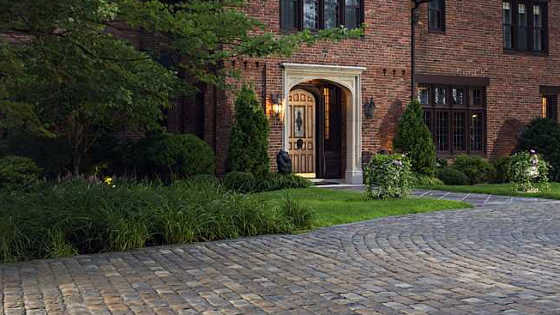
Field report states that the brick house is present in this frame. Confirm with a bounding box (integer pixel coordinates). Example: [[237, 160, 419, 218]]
[[167, 0, 559, 183]]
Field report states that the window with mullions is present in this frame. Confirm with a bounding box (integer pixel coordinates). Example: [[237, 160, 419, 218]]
[[280, 0, 362, 31], [502, 0, 548, 53], [428, 0, 445, 32], [418, 85, 487, 154]]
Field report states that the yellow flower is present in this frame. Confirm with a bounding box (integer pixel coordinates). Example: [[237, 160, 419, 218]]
[[104, 177, 113, 185]]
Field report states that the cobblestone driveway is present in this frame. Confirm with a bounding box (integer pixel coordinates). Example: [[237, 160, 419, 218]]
[[3, 203, 560, 314]]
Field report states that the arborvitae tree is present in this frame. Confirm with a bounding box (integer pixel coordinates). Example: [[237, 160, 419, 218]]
[[393, 100, 436, 176], [227, 86, 269, 176]]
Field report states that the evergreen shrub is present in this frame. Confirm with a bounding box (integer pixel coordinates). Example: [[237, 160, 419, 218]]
[[0, 155, 42, 190], [227, 86, 269, 176], [452, 155, 495, 185], [518, 118, 560, 181], [134, 133, 215, 181], [393, 100, 436, 176], [437, 167, 469, 186]]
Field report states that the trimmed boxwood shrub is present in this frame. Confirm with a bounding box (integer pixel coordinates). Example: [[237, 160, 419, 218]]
[[412, 173, 444, 186], [437, 167, 469, 186], [223, 171, 256, 193], [0, 155, 42, 190], [364, 154, 413, 199], [134, 133, 215, 181], [224, 172, 312, 193], [452, 155, 495, 185], [393, 100, 436, 176], [256, 173, 312, 192], [518, 118, 560, 181], [227, 86, 269, 176]]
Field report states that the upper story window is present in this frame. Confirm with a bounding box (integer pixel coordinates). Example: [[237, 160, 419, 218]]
[[428, 0, 445, 32], [502, 1, 548, 53], [280, 0, 362, 31]]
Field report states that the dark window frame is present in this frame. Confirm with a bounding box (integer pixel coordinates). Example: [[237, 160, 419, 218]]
[[420, 84, 487, 155], [428, 0, 446, 33], [502, 0, 548, 54], [280, 0, 363, 31], [544, 94, 559, 122]]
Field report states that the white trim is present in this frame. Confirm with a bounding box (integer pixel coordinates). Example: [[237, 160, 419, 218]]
[[282, 63, 365, 184], [282, 63, 367, 74]]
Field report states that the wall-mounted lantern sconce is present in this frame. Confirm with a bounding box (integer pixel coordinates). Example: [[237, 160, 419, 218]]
[[267, 94, 284, 121], [364, 97, 376, 119]]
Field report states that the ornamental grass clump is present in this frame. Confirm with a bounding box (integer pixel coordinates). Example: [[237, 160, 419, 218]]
[[364, 154, 413, 199], [0, 178, 300, 263], [508, 150, 550, 193]]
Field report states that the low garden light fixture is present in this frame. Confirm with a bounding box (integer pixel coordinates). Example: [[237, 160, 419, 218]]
[[364, 97, 376, 119]]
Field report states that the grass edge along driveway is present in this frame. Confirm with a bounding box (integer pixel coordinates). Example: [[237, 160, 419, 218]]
[[417, 182, 560, 200], [258, 188, 472, 229]]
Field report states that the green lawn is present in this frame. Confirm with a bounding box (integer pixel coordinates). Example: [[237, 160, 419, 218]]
[[257, 188, 471, 228], [417, 182, 560, 200]]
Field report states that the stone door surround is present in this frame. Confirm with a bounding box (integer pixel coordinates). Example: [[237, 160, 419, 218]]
[[282, 63, 366, 184]]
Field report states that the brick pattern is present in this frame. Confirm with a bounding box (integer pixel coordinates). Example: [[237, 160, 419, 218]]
[[4, 202, 560, 314], [414, 0, 560, 158]]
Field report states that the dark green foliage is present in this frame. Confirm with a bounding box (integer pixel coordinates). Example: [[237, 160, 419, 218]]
[[436, 158, 448, 169], [256, 173, 312, 192], [452, 155, 495, 185], [518, 118, 560, 181], [223, 171, 256, 193], [134, 133, 215, 181], [0, 155, 42, 190], [189, 174, 220, 185], [0, 179, 303, 263], [224, 172, 312, 193], [437, 168, 469, 186], [1, 132, 72, 178], [492, 156, 512, 184], [412, 173, 444, 186], [281, 195, 314, 229], [393, 100, 436, 176], [227, 86, 270, 176]]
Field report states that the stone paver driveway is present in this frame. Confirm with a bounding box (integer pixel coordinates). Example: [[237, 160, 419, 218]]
[[3, 203, 560, 314]]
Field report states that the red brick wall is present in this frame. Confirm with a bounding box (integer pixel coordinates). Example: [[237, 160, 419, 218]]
[[414, 0, 560, 158], [212, 0, 413, 173]]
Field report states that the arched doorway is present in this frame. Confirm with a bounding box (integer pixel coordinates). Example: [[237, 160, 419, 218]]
[[282, 63, 366, 184], [288, 82, 346, 179]]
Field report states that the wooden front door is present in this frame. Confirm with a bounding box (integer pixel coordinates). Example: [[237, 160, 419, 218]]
[[289, 89, 315, 174]]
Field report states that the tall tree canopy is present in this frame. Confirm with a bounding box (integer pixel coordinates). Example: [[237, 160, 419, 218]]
[[0, 0, 362, 174]]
